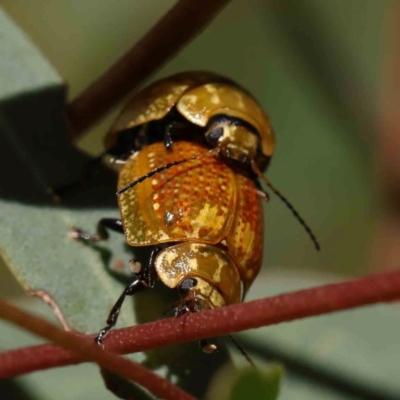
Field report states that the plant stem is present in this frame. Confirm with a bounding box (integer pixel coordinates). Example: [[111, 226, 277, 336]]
[[68, 0, 230, 136], [1, 269, 400, 379], [0, 301, 195, 400]]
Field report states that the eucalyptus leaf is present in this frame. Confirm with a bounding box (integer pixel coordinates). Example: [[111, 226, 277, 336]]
[[229, 365, 283, 400], [0, 7, 136, 336], [205, 363, 284, 400], [0, 10, 231, 399]]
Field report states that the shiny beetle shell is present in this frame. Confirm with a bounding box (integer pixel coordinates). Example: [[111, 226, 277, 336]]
[[154, 242, 241, 306], [105, 71, 275, 164], [118, 141, 263, 298]]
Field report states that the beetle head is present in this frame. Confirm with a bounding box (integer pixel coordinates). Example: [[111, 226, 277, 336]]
[[178, 277, 226, 312], [205, 115, 269, 170]]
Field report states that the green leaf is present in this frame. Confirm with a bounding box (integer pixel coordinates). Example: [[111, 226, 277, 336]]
[[0, 10, 232, 399], [230, 365, 283, 400], [0, 7, 136, 335], [206, 364, 284, 400]]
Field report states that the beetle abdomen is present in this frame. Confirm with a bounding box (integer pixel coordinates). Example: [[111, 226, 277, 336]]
[[154, 242, 241, 306]]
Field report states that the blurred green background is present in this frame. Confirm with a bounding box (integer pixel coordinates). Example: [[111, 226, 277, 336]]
[[1, 0, 386, 276], [1, 1, 398, 399]]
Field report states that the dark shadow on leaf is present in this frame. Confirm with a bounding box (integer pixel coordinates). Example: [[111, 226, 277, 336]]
[[0, 380, 36, 400], [100, 368, 155, 400], [0, 88, 116, 208], [76, 240, 131, 285]]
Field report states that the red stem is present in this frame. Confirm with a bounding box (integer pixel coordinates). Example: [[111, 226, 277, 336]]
[[0, 301, 195, 400], [67, 0, 230, 136], [1, 269, 400, 379]]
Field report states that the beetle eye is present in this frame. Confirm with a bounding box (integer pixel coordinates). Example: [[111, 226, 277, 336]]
[[207, 127, 223, 144], [179, 278, 197, 292]]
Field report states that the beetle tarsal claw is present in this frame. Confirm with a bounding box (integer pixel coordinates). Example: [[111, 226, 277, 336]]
[[255, 189, 270, 201], [69, 227, 84, 240], [69, 226, 100, 242], [199, 339, 218, 354], [129, 259, 142, 274]]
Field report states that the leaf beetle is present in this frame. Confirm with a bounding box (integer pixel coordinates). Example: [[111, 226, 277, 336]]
[[72, 71, 319, 352], [104, 71, 274, 171]]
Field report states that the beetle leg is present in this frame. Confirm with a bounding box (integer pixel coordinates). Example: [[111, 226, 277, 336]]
[[199, 339, 218, 354], [255, 188, 270, 201], [141, 246, 160, 286], [173, 294, 219, 353], [95, 247, 160, 344], [173, 305, 219, 353], [148, 118, 174, 150], [254, 179, 270, 202], [174, 304, 191, 317], [71, 218, 124, 242], [95, 278, 145, 344], [163, 122, 174, 149]]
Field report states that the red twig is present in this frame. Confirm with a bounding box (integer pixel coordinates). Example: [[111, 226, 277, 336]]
[[67, 0, 230, 136], [0, 301, 195, 400], [1, 269, 400, 379]]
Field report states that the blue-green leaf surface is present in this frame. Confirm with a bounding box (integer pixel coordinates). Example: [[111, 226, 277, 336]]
[[0, 8, 231, 399], [206, 364, 283, 400], [0, 7, 136, 335]]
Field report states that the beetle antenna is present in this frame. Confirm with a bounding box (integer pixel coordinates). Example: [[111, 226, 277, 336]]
[[117, 148, 219, 195], [251, 161, 320, 251], [228, 334, 256, 368]]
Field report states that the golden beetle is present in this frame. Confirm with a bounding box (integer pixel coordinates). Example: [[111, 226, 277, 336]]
[[104, 71, 274, 170], [73, 71, 318, 350]]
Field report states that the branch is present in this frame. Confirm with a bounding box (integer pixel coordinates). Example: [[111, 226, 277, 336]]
[[1, 269, 400, 379], [67, 0, 230, 136], [0, 301, 195, 400]]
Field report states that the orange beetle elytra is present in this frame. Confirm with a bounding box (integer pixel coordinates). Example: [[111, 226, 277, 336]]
[[118, 141, 263, 296], [72, 71, 318, 351]]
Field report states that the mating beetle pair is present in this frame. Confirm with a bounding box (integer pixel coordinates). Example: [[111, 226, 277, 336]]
[[73, 71, 318, 351]]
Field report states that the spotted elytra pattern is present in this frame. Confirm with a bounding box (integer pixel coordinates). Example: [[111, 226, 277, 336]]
[[105, 71, 274, 159], [117, 140, 264, 296], [118, 141, 236, 245], [154, 242, 241, 305], [105, 71, 227, 150], [177, 82, 274, 157], [227, 174, 263, 295]]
